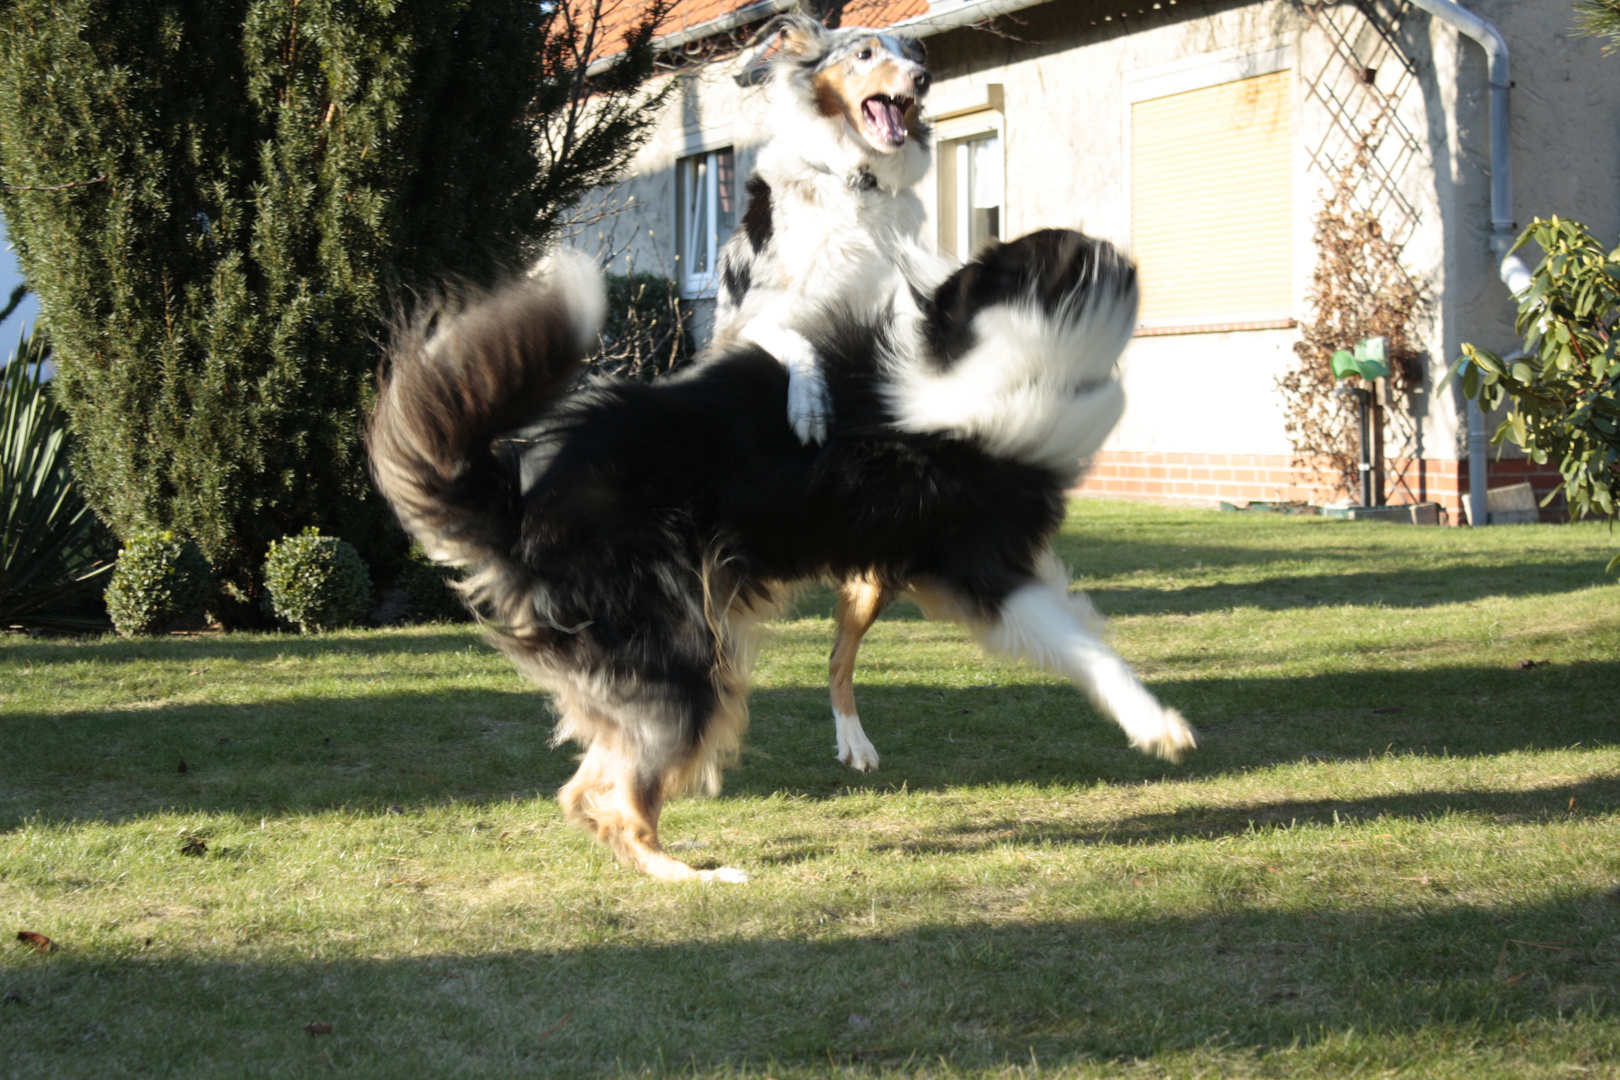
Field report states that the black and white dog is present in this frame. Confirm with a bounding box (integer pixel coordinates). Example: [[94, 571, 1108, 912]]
[[713, 14, 956, 773], [368, 229, 1196, 883]]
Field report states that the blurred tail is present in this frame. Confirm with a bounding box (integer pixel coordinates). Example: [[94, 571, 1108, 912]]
[[367, 255, 606, 622], [887, 230, 1137, 481]]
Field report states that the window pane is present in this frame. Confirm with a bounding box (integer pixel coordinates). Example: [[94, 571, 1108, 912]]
[[715, 149, 737, 240], [690, 156, 710, 273], [968, 135, 1002, 254], [969, 135, 1002, 211]]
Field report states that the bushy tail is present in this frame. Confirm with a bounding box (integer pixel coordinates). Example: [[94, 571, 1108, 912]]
[[888, 230, 1138, 480], [368, 255, 606, 617]]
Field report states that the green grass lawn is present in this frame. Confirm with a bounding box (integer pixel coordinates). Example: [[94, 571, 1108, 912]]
[[1, 500, 1617, 1078]]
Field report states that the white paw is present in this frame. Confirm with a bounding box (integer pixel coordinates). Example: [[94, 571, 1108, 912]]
[[787, 362, 831, 445], [836, 735, 881, 773], [1130, 708, 1199, 763], [835, 712, 881, 772], [700, 866, 750, 884]]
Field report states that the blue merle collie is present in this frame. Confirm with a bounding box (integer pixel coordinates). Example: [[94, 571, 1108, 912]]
[[368, 230, 1196, 883], [713, 14, 959, 773]]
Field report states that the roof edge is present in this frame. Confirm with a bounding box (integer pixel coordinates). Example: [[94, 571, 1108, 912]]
[[586, 0, 1046, 76]]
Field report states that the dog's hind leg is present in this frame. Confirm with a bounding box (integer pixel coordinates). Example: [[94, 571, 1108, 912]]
[[557, 739, 749, 883], [554, 685, 750, 884], [830, 575, 892, 772], [930, 553, 1197, 762]]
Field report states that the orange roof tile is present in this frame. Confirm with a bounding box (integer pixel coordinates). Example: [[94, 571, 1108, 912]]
[[585, 0, 930, 65]]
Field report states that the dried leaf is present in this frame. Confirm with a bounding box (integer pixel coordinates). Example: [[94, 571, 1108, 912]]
[[15, 931, 54, 953], [179, 837, 208, 857], [304, 1022, 333, 1037], [177, 758, 188, 774]]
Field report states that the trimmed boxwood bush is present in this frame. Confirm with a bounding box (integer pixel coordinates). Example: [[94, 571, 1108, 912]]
[[104, 530, 214, 636], [262, 528, 373, 633]]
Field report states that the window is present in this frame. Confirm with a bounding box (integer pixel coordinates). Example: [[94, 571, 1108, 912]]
[[935, 105, 1004, 261], [675, 147, 736, 298], [1129, 54, 1294, 328], [938, 131, 1004, 261]]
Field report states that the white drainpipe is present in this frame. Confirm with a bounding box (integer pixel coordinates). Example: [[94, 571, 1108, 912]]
[[1405, 0, 1532, 524]]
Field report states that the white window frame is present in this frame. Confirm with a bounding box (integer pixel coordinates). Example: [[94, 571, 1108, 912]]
[[674, 137, 737, 300], [930, 86, 1005, 262], [1123, 42, 1303, 330]]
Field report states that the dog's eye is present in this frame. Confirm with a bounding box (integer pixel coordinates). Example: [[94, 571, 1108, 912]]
[[857, 48, 872, 60]]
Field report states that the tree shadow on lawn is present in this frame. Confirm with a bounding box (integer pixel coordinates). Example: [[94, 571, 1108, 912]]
[[4, 893, 1616, 1077], [786, 551, 1615, 622], [2, 661, 1614, 831], [748, 772, 1620, 865], [0, 627, 483, 667]]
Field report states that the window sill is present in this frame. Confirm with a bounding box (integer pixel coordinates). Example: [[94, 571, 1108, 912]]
[[1133, 318, 1297, 338]]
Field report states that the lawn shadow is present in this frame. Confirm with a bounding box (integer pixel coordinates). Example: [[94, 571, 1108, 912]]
[[3, 658, 1614, 830], [777, 536, 1615, 623], [0, 626, 483, 667], [5, 893, 1615, 1076], [748, 773, 1620, 865], [730, 658, 1620, 797]]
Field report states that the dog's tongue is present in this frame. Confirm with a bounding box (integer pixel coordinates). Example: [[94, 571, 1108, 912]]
[[862, 97, 908, 147]]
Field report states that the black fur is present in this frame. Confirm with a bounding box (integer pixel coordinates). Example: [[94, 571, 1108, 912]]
[[921, 229, 1137, 369], [742, 176, 773, 253], [722, 258, 751, 306], [372, 230, 1113, 783]]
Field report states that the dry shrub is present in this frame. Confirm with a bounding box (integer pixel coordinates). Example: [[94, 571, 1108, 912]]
[[1281, 133, 1424, 498]]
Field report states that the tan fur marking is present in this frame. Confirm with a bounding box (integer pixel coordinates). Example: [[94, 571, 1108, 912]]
[[830, 575, 891, 719], [812, 68, 850, 121]]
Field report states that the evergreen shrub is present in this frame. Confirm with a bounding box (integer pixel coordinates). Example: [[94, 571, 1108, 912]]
[[262, 528, 373, 633], [104, 531, 214, 636], [396, 547, 469, 624], [0, 0, 669, 598]]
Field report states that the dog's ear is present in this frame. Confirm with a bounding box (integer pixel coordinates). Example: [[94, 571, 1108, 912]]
[[750, 13, 830, 61], [895, 34, 926, 64]]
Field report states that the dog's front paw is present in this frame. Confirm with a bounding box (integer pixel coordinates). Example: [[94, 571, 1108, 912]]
[[836, 736, 881, 773], [786, 362, 832, 445], [1130, 708, 1198, 763], [835, 711, 880, 772]]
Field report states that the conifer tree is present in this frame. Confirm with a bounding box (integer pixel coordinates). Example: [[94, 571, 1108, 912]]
[[0, 0, 667, 601]]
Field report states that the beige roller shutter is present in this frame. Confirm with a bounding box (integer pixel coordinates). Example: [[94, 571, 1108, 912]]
[[1132, 69, 1293, 325]]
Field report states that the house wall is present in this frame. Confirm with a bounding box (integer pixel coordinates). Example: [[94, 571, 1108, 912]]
[[570, 0, 1620, 517]]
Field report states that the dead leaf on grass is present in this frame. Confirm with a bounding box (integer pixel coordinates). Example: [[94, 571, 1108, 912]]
[[304, 1022, 333, 1037], [15, 931, 54, 953], [180, 837, 208, 857], [177, 758, 189, 774]]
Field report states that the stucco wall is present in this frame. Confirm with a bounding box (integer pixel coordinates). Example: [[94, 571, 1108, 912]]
[[571, 0, 1620, 476]]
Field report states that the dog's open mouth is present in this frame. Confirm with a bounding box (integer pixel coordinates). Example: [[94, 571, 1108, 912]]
[[860, 94, 913, 148]]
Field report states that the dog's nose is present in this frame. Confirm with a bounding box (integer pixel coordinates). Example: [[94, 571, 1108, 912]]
[[913, 68, 932, 96]]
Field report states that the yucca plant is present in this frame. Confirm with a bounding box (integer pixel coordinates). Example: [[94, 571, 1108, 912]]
[[0, 330, 111, 628]]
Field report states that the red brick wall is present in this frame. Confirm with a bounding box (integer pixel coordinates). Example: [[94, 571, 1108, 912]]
[[1074, 451, 1568, 523]]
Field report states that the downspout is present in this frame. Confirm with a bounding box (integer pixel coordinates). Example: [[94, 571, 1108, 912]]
[[1405, 0, 1531, 524]]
